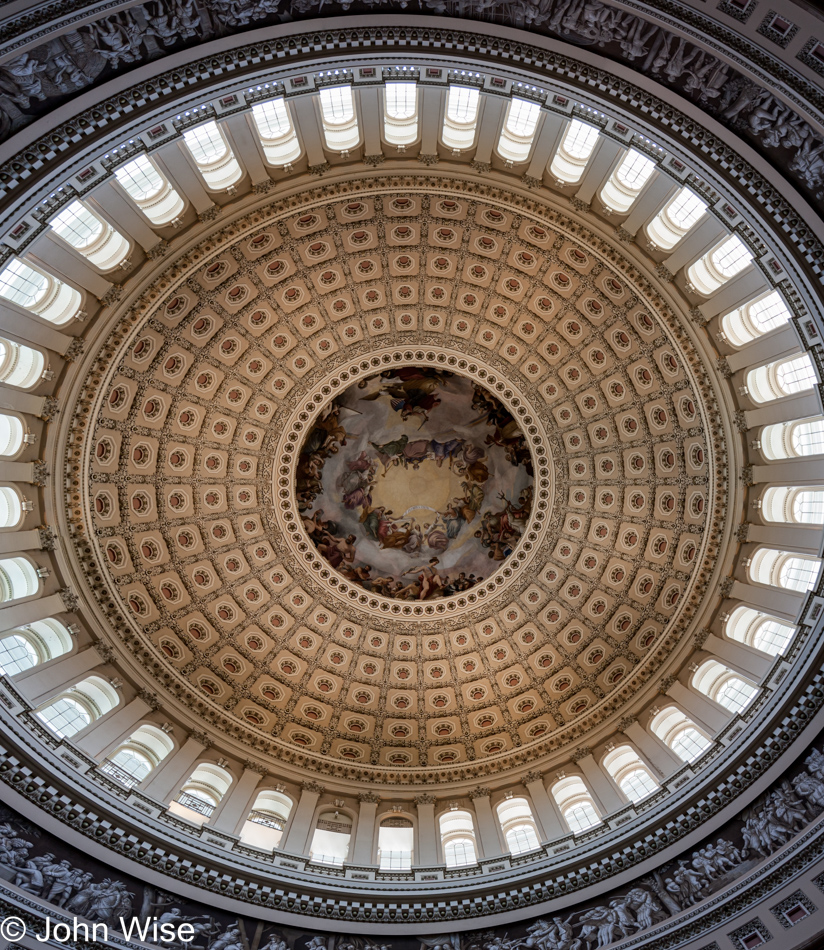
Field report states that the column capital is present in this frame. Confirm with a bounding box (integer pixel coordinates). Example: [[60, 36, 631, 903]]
[[138, 688, 160, 711], [570, 746, 592, 763], [617, 715, 637, 731], [301, 780, 324, 795], [469, 785, 491, 800], [414, 793, 436, 806], [523, 770, 544, 786], [243, 759, 268, 776], [358, 792, 381, 804], [190, 729, 212, 748]]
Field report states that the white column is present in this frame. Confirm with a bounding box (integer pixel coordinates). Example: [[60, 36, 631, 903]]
[[575, 751, 626, 813], [748, 523, 821, 555], [357, 86, 382, 159], [290, 95, 327, 166], [0, 301, 75, 354], [620, 718, 682, 777], [351, 793, 379, 865], [280, 781, 323, 855], [75, 694, 151, 757], [223, 114, 269, 187], [0, 529, 42, 555], [155, 143, 214, 216], [523, 772, 566, 840], [705, 634, 772, 681], [469, 787, 504, 858], [414, 794, 438, 865], [663, 215, 726, 275], [92, 184, 160, 252], [209, 765, 264, 834], [419, 86, 443, 156], [726, 323, 797, 373], [30, 234, 112, 298], [728, 579, 802, 621], [575, 137, 621, 205], [0, 389, 46, 417], [0, 593, 67, 632], [472, 95, 505, 166], [622, 174, 678, 237], [140, 733, 208, 802], [525, 111, 564, 182], [14, 645, 104, 705], [668, 681, 731, 735]]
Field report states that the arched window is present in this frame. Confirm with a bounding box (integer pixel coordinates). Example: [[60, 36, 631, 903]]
[[439, 808, 477, 867], [171, 762, 232, 824], [0, 618, 73, 676], [442, 85, 480, 151], [646, 187, 708, 250], [251, 98, 301, 166], [0, 556, 39, 603], [496, 797, 541, 855], [692, 659, 758, 714], [101, 723, 174, 788], [240, 789, 293, 849], [114, 155, 184, 226], [549, 118, 599, 184], [0, 258, 82, 326], [748, 547, 822, 593], [760, 487, 824, 525], [687, 234, 753, 295], [318, 86, 359, 151], [49, 200, 130, 270], [761, 417, 824, 460], [747, 353, 817, 403], [497, 97, 541, 163], [35, 675, 119, 739], [182, 121, 243, 190], [0, 485, 24, 529], [0, 337, 45, 389], [650, 707, 712, 763], [603, 745, 659, 803], [722, 291, 793, 347], [725, 605, 795, 656], [378, 815, 414, 869], [309, 809, 352, 865], [0, 413, 24, 458], [600, 148, 656, 214], [384, 82, 418, 146], [551, 776, 601, 833]]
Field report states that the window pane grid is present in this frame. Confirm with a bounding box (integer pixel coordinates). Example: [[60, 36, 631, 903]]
[[749, 292, 791, 333], [779, 556, 821, 592], [562, 119, 599, 159], [446, 86, 479, 123], [754, 619, 794, 655], [50, 201, 104, 249], [115, 156, 164, 201], [793, 421, 824, 456], [615, 149, 655, 189], [444, 839, 476, 867], [717, 677, 756, 713], [711, 235, 753, 277], [320, 86, 354, 123], [506, 825, 540, 854], [671, 727, 710, 762], [36, 696, 90, 738], [564, 802, 600, 833], [0, 634, 37, 676], [619, 768, 658, 802], [506, 98, 541, 137], [183, 122, 228, 165], [252, 99, 291, 138], [385, 82, 417, 119], [793, 491, 824, 524], [0, 259, 48, 308], [776, 354, 816, 395], [666, 188, 707, 229]]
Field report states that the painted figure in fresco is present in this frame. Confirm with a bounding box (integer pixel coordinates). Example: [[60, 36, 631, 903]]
[[359, 367, 450, 425], [89, 14, 145, 66], [0, 54, 48, 107]]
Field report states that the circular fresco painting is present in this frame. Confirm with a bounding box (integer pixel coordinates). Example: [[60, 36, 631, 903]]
[[296, 367, 534, 600]]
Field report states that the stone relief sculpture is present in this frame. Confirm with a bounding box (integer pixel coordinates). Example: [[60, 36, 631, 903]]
[[0, 0, 821, 204], [3, 738, 824, 949]]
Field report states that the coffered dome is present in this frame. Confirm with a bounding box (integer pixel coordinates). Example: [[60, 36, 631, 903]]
[[0, 3, 823, 949]]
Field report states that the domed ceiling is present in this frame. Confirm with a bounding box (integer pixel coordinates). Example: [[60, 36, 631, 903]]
[[70, 175, 725, 776]]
